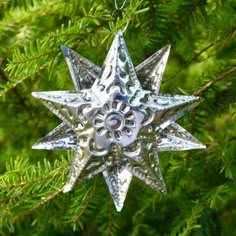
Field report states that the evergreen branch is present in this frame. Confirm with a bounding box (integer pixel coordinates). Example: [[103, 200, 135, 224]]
[[0, 193, 22, 204], [131, 194, 156, 235], [13, 187, 64, 221], [193, 67, 236, 96], [105, 199, 113, 236], [0, 0, 67, 39], [12, 50, 60, 65], [177, 0, 202, 30], [171, 201, 204, 235], [198, 26, 236, 63], [163, 43, 214, 83], [0, 69, 26, 108], [160, 0, 203, 45], [131, 223, 141, 236], [148, 0, 155, 30], [0, 62, 49, 97], [0, 157, 70, 223], [1, 173, 62, 189], [0, 197, 27, 219], [73, 21, 105, 46], [72, 182, 96, 224]]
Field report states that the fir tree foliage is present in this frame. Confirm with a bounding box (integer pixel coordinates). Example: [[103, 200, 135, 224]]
[[0, 0, 235, 235]]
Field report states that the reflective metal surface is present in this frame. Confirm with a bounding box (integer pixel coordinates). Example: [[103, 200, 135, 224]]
[[32, 31, 205, 211]]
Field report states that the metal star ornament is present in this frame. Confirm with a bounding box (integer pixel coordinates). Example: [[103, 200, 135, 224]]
[[32, 31, 205, 211]]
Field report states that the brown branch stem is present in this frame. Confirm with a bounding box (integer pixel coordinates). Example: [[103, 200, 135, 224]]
[[163, 43, 214, 83], [193, 67, 236, 96], [198, 26, 236, 63], [159, 0, 203, 46], [105, 199, 113, 236], [13, 187, 64, 221], [0, 62, 50, 97], [1, 173, 63, 189], [72, 182, 96, 223], [13, 51, 59, 65], [0, 69, 27, 108]]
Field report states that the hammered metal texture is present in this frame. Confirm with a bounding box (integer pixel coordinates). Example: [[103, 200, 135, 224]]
[[32, 31, 205, 211]]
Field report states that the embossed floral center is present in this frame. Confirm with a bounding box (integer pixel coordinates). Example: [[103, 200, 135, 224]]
[[93, 100, 143, 148], [105, 113, 124, 131]]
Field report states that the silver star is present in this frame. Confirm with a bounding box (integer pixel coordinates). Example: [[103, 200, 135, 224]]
[[32, 31, 205, 211]]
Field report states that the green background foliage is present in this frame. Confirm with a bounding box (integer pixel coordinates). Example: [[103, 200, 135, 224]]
[[0, 0, 235, 235]]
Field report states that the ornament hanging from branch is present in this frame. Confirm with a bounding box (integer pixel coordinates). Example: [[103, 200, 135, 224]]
[[32, 30, 205, 211]]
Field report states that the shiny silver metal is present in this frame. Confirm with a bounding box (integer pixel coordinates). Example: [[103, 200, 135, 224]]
[[32, 31, 205, 211]]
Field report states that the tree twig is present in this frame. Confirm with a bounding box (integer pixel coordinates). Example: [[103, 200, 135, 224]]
[[193, 67, 236, 96], [159, 0, 203, 46], [105, 199, 113, 236], [13, 187, 64, 221], [0, 62, 50, 97], [72, 182, 96, 223], [163, 42, 214, 83], [198, 26, 236, 63], [1, 173, 63, 189], [0, 69, 27, 108]]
